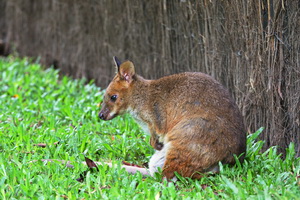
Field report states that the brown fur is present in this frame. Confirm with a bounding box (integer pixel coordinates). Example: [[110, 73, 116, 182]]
[[99, 57, 246, 179]]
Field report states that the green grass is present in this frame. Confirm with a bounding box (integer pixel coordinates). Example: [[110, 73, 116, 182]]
[[0, 57, 299, 199]]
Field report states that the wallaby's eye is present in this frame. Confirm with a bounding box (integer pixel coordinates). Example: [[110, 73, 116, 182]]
[[110, 95, 117, 102]]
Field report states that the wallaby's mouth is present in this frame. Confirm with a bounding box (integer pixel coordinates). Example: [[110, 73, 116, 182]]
[[107, 113, 117, 120]]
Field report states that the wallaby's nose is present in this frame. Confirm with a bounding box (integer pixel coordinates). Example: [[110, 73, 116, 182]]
[[98, 112, 105, 120]]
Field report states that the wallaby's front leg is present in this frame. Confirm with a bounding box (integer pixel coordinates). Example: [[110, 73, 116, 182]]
[[149, 127, 164, 150], [150, 135, 164, 150]]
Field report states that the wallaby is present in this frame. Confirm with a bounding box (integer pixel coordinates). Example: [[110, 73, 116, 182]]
[[99, 56, 246, 180]]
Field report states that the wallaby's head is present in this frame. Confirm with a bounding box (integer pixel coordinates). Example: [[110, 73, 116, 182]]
[[98, 56, 135, 120]]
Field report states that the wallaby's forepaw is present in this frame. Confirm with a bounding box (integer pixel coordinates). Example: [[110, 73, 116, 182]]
[[155, 142, 164, 150], [150, 136, 164, 150]]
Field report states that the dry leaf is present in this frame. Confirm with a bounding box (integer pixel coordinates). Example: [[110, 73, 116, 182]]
[[76, 157, 99, 182], [122, 161, 144, 168], [201, 184, 209, 189], [34, 143, 47, 148]]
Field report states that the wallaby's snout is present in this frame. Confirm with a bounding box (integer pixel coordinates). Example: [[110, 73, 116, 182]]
[[98, 105, 116, 121]]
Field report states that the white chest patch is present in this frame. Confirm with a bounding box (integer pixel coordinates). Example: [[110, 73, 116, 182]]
[[128, 109, 151, 135]]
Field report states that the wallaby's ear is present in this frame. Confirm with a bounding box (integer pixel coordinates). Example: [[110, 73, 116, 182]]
[[113, 56, 122, 70], [119, 61, 135, 83]]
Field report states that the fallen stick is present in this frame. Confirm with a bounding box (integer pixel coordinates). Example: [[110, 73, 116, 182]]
[[29, 159, 150, 176]]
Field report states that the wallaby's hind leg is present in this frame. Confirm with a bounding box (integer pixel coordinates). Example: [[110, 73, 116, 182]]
[[161, 118, 231, 180], [161, 144, 219, 180]]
